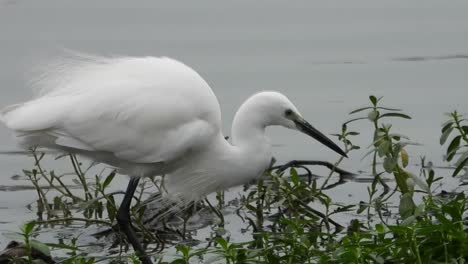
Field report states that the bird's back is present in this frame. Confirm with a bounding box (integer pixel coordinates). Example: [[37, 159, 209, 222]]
[[1, 53, 222, 175]]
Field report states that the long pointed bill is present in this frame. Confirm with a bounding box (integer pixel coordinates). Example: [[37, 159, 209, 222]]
[[294, 117, 348, 157]]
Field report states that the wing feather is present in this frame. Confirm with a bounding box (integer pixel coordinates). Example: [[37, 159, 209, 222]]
[[1, 53, 222, 164]]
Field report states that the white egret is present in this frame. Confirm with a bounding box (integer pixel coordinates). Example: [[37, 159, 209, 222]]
[[0, 54, 346, 264]]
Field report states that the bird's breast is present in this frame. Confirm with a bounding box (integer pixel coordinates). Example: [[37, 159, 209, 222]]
[[163, 140, 272, 201]]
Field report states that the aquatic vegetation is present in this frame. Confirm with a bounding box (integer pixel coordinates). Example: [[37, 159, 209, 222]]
[[1, 96, 467, 263], [441, 111, 468, 177]]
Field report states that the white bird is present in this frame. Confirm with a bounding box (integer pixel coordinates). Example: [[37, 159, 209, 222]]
[[0, 53, 346, 264]]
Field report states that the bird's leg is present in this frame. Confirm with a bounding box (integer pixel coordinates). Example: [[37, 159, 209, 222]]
[[117, 177, 153, 264]]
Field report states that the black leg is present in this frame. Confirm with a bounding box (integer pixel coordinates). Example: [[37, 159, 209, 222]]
[[117, 177, 153, 264]]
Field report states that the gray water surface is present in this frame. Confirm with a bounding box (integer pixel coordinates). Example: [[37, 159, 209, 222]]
[[1, 0, 468, 251]]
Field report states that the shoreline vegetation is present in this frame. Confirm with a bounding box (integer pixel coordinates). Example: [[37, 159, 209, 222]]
[[1, 96, 467, 263]]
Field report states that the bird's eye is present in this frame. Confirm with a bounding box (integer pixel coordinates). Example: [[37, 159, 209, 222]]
[[284, 109, 293, 117]]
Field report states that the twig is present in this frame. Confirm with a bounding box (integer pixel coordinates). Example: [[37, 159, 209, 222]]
[[271, 160, 354, 177], [69, 154, 93, 201], [297, 200, 344, 231], [32, 150, 77, 201], [34, 217, 112, 226]]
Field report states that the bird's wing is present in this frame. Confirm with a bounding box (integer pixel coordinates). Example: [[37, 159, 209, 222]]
[[1, 54, 222, 164]]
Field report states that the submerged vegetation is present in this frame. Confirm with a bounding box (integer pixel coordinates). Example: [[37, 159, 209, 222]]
[[1, 96, 467, 263]]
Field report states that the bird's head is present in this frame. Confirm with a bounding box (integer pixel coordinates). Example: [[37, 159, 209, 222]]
[[239, 91, 347, 157]]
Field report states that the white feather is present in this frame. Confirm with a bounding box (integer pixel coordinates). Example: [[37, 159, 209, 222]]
[[1, 53, 222, 174], [1, 52, 343, 199]]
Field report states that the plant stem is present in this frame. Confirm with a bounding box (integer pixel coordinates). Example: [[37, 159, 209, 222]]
[[35, 217, 112, 226], [69, 154, 93, 200], [452, 112, 468, 143], [32, 151, 72, 198], [411, 228, 422, 264]]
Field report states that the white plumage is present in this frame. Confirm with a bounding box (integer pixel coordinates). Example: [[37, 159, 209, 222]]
[[1, 53, 346, 200]]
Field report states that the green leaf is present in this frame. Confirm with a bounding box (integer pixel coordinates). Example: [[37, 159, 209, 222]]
[[394, 170, 410, 193], [414, 203, 425, 216], [377, 140, 391, 158], [367, 110, 380, 121], [290, 168, 299, 186], [175, 245, 191, 258], [106, 195, 116, 222], [375, 223, 385, 234], [406, 178, 415, 193], [462, 125, 468, 135], [399, 193, 415, 220], [245, 203, 257, 211], [446, 135, 461, 161], [379, 113, 411, 119], [369, 95, 378, 106], [400, 215, 416, 226], [427, 169, 434, 186], [400, 148, 409, 168], [343, 117, 368, 126], [216, 237, 229, 250], [455, 151, 468, 166], [103, 171, 116, 189], [440, 127, 454, 145], [30, 239, 51, 256], [441, 122, 453, 133], [22, 221, 36, 236], [341, 123, 347, 132], [383, 157, 396, 173], [349, 106, 373, 114], [452, 156, 468, 177]]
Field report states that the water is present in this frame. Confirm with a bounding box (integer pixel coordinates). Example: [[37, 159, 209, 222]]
[[0, 0, 468, 254]]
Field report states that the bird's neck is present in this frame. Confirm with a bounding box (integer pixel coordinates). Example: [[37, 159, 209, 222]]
[[231, 101, 268, 148]]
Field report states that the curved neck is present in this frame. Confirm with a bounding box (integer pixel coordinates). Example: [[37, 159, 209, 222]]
[[231, 100, 267, 147]]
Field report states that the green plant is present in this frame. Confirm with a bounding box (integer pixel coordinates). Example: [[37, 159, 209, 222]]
[[5, 95, 467, 264], [441, 111, 468, 177]]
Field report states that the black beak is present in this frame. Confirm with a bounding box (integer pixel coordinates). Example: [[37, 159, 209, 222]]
[[294, 117, 347, 157]]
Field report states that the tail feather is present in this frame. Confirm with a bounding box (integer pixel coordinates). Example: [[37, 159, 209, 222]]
[[1, 96, 72, 132], [0, 97, 89, 151], [0, 103, 23, 124]]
